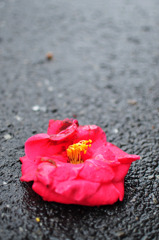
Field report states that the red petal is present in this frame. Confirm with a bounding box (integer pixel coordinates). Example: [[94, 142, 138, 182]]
[[105, 143, 140, 181], [106, 143, 140, 163], [118, 155, 140, 163], [113, 181, 124, 201], [87, 182, 124, 206], [79, 159, 114, 183], [25, 133, 68, 161], [36, 160, 83, 182], [35, 162, 56, 186], [33, 178, 100, 204], [112, 163, 132, 182], [55, 180, 100, 203], [75, 124, 106, 143], [20, 156, 39, 182], [47, 119, 78, 141]]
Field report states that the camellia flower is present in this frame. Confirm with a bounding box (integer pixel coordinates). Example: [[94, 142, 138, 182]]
[[20, 119, 140, 206]]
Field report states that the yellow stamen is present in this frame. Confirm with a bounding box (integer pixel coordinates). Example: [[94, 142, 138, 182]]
[[67, 139, 92, 164]]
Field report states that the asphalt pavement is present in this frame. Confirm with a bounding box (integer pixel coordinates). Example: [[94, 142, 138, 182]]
[[0, 0, 159, 239]]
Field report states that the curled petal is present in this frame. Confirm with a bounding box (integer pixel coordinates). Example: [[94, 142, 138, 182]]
[[47, 119, 78, 141], [75, 124, 106, 143], [105, 143, 140, 164], [103, 143, 140, 181]]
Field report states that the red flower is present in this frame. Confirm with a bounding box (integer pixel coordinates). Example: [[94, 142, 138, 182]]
[[20, 119, 140, 206]]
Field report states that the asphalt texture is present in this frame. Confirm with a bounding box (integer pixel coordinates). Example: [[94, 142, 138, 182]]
[[0, 0, 159, 239]]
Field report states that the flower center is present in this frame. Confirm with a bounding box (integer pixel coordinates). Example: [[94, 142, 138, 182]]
[[67, 139, 92, 164]]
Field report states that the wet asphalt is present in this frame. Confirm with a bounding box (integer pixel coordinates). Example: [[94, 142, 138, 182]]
[[0, 0, 159, 239]]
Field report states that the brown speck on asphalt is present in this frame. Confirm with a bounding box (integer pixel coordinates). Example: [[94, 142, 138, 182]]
[[46, 52, 53, 60]]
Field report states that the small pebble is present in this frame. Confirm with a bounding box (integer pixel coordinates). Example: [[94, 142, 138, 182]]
[[128, 99, 137, 105], [46, 52, 53, 60], [113, 128, 119, 134], [131, 196, 137, 202], [148, 175, 154, 180], [19, 227, 23, 232], [115, 231, 125, 237], [15, 115, 22, 121], [153, 197, 158, 204], [32, 105, 46, 112], [48, 86, 54, 92], [3, 181, 7, 185], [32, 105, 40, 111], [4, 134, 12, 140]]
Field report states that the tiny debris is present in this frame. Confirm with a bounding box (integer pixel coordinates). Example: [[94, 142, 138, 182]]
[[15, 115, 22, 121], [46, 52, 53, 60], [153, 197, 158, 205], [115, 231, 125, 237], [4, 134, 12, 140], [127, 99, 137, 105], [19, 227, 23, 232], [32, 105, 40, 111], [148, 175, 154, 180], [130, 196, 137, 202], [32, 105, 46, 112], [48, 86, 54, 92], [3, 181, 7, 185], [113, 128, 118, 134], [36, 217, 40, 222]]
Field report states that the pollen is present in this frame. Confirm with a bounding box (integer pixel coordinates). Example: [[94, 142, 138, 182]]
[[67, 139, 92, 164]]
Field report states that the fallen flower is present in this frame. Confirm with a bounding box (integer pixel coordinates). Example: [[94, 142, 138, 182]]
[[20, 118, 140, 206]]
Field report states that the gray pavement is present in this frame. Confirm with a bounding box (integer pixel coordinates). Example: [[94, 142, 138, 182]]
[[0, 0, 159, 239]]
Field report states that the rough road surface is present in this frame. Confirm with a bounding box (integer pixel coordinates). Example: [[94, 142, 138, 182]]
[[0, 0, 159, 239]]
